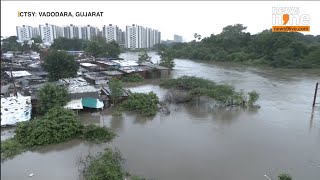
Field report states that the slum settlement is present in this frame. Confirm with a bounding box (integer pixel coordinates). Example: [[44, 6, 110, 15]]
[[1, 51, 169, 126]]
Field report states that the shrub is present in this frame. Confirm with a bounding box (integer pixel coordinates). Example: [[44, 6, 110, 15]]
[[1, 138, 27, 161], [278, 173, 292, 180], [122, 74, 144, 82], [15, 107, 84, 148], [160, 76, 259, 107], [248, 91, 259, 106], [121, 92, 159, 117], [80, 148, 125, 180], [81, 124, 116, 143]]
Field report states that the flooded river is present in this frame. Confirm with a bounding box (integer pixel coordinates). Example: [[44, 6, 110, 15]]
[[1, 52, 320, 180]]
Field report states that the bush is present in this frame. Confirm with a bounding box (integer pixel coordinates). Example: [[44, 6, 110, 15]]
[[248, 91, 259, 106], [278, 173, 292, 180], [160, 76, 259, 107], [121, 92, 159, 117], [80, 148, 125, 180], [15, 107, 84, 148], [81, 124, 116, 143], [122, 74, 144, 82], [37, 83, 69, 114], [1, 138, 27, 161]]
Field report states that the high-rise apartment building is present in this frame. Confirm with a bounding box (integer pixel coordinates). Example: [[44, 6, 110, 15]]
[[39, 23, 55, 43], [16, 25, 34, 42], [62, 24, 82, 39], [125, 24, 161, 49], [174, 34, 183, 43], [103, 24, 120, 42], [81, 25, 99, 40]]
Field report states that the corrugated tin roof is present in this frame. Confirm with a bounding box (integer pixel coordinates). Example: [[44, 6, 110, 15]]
[[112, 60, 138, 67], [1, 95, 32, 126], [5, 71, 32, 78]]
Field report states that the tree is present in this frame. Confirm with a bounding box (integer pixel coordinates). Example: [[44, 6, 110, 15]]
[[85, 37, 107, 58], [1, 36, 21, 52], [109, 78, 124, 105], [106, 40, 121, 58], [42, 50, 79, 81], [137, 49, 151, 64], [158, 49, 175, 70], [31, 37, 43, 43], [51, 37, 88, 51], [37, 83, 69, 114]]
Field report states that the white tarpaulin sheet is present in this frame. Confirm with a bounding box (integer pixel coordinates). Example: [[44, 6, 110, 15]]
[[64, 99, 83, 110], [1, 95, 32, 126]]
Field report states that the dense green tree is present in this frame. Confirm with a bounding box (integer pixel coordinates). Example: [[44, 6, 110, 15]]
[[137, 49, 151, 64], [51, 37, 88, 51], [31, 36, 43, 43], [37, 83, 69, 114], [106, 40, 121, 58], [42, 50, 79, 81], [161, 24, 320, 68], [1, 36, 21, 52], [85, 37, 120, 58], [85, 40, 104, 57]]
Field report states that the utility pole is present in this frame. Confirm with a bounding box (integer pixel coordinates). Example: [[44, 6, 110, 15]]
[[10, 57, 18, 97], [312, 82, 319, 107]]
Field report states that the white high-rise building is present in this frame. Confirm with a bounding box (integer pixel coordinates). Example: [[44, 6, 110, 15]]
[[52, 25, 63, 39], [39, 23, 55, 43], [80, 25, 98, 40], [103, 24, 119, 42], [32, 27, 40, 38], [62, 24, 82, 39], [125, 24, 161, 49], [16, 25, 33, 42], [174, 34, 183, 43]]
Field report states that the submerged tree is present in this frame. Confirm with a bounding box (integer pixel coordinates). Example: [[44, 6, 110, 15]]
[[42, 50, 79, 81], [137, 49, 151, 64], [158, 49, 175, 70]]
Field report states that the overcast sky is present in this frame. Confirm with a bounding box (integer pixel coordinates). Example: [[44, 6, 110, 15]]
[[1, 1, 319, 41]]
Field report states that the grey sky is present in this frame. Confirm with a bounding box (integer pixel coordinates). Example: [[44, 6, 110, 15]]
[[1, 1, 319, 41]]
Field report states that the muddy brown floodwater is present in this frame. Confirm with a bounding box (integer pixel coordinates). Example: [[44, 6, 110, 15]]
[[1, 52, 320, 180]]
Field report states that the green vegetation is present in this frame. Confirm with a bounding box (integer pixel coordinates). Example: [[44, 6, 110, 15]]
[[51, 37, 88, 51], [161, 24, 320, 68], [1, 138, 27, 161], [1, 36, 22, 52], [85, 37, 121, 58], [37, 83, 69, 114], [31, 36, 43, 43], [15, 107, 83, 148], [1, 107, 116, 160], [81, 124, 116, 143], [138, 49, 151, 64], [42, 50, 80, 81], [80, 148, 125, 180], [122, 74, 144, 82], [158, 48, 175, 70], [160, 76, 259, 107], [79, 148, 147, 180], [109, 78, 124, 105], [120, 92, 159, 117], [278, 173, 292, 180]]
